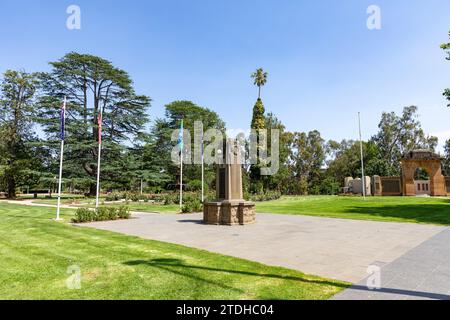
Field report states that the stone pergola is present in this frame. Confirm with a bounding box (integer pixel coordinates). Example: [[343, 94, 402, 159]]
[[400, 150, 447, 196]]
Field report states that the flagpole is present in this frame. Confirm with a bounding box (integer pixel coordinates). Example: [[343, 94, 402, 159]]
[[179, 119, 183, 211], [56, 97, 66, 221], [201, 131, 204, 203], [180, 149, 183, 210], [95, 109, 102, 208], [201, 149, 204, 203], [358, 112, 366, 200]]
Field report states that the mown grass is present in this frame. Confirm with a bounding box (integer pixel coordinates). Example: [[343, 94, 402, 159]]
[[0, 203, 347, 300], [257, 196, 450, 225], [22, 194, 181, 213]]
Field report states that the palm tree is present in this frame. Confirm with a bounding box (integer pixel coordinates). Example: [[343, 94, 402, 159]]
[[251, 68, 268, 99]]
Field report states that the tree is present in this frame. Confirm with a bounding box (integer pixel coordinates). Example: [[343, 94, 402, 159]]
[[251, 68, 268, 99], [262, 112, 290, 192], [249, 70, 267, 189], [443, 139, 450, 176], [288, 130, 326, 195], [371, 106, 438, 174], [146, 101, 226, 189], [441, 31, 450, 107], [37, 52, 151, 195], [0, 70, 40, 198], [250, 98, 266, 130], [325, 140, 393, 186]]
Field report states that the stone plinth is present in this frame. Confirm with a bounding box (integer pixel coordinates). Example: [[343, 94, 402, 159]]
[[203, 201, 256, 226]]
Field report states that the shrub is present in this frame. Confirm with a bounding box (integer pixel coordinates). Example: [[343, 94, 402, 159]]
[[191, 199, 203, 212], [96, 207, 108, 221], [247, 190, 281, 202], [128, 193, 140, 202], [72, 208, 95, 223], [72, 206, 131, 223], [117, 206, 131, 219], [181, 198, 203, 213], [105, 192, 121, 202], [181, 203, 192, 213], [163, 193, 178, 205], [186, 179, 202, 192]]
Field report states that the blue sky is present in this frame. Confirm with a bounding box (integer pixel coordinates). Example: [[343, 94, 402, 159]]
[[1, 0, 449, 150]]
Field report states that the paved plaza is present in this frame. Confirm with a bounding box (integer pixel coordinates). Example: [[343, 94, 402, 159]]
[[79, 212, 445, 284], [334, 227, 450, 300]]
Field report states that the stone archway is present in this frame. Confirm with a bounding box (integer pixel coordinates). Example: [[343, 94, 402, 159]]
[[401, 150, 446, 196]]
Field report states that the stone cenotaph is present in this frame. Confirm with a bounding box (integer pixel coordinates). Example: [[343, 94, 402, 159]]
[[203, 139, 256, 225]]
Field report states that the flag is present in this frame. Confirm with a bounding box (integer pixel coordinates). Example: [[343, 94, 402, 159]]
[[201, 129, 204, 157], [60, 99, 66, 140], [56, 96, 66, 221], [178, 119, 184, 152], [98, 110, 102, 144], [95, 110, 103, 208]]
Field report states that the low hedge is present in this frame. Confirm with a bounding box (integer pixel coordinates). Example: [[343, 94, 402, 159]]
[[245, 190, 282, 202], [181, 198, 203, 213], [72, 206, 131, 223]]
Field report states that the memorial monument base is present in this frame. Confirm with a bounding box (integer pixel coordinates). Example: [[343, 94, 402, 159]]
[[203, 201, 256, 225]]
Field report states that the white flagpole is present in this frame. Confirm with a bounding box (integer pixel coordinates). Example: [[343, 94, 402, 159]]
[[201, 152, 204, 203], [358, 112, 366, 200], [179, 119, 184, 210], [179, 144, 183, 211], [95, 109, 102, 208], [56, 97, 66, 220], [201, 133, 204, 203]]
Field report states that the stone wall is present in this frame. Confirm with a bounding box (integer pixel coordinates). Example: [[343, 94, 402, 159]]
[[380, 176, 402, 196], [203, 201, 256, 226], [446, 177, 450, 195]]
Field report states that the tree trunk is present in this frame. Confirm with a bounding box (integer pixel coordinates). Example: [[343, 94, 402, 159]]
[[89, 183, 97, 197], [6, 171, 16, 199]]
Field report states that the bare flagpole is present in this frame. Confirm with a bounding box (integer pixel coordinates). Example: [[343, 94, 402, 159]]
[[179, 119, 184, 211], [56, 96, 66, 220], [358, 112, 366, 199], [201, 130, 204, 203]]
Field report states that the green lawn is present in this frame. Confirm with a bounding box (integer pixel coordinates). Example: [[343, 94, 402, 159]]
[[25, 196, 181, 213], [0, 203, 347, 300], [257, 196, 450, 225], [82, 202, 181, 213]]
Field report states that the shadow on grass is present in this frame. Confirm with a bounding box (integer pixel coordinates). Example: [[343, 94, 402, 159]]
[[124, 258, 348, 289], [346, 204, 450, 225]]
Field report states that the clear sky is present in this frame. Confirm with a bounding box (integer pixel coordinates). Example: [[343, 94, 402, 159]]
[[1, 1, 449, 150]]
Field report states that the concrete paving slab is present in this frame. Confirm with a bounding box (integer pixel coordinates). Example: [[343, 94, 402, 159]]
[[78, 212, 444, 283], [333, 228, 450, 300]]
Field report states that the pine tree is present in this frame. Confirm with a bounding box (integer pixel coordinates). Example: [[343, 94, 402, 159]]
[[251, 98, 266, 130], [36, 52, 150, 195]]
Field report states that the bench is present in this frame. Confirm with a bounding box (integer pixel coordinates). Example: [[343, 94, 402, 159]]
[[28, 189, 51, 199]]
